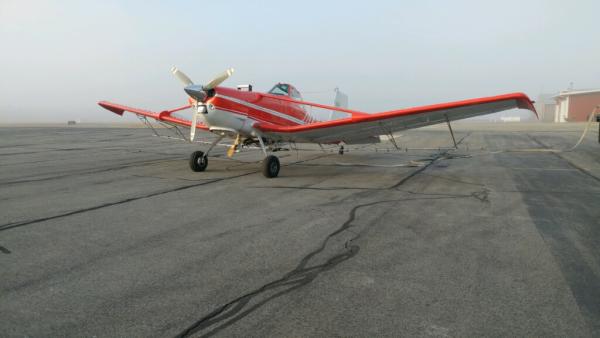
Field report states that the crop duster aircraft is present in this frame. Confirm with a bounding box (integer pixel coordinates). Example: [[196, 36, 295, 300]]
[[98, 68, 536, 178]]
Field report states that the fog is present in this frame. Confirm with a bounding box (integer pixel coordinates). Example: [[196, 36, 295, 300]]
[[1, 0, 599, 123]]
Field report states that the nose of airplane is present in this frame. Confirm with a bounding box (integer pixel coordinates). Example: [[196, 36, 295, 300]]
[[184, 85, 208, 102]]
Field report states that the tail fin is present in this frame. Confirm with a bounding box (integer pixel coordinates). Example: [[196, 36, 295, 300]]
[[329, 88, 349, 120], [334, 87, 348, 109]]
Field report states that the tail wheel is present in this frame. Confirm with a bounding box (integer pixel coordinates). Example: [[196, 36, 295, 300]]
[[189, 151, 208, 172], [262, 155, 280, 178]]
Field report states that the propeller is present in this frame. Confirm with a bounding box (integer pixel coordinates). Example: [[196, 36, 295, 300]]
[[204, 68, 235, 90], [171, 67, 193, 86], [170, 67, 235, 141]]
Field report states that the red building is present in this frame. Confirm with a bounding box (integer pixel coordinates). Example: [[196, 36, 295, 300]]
[[553, 89, 600, 122]]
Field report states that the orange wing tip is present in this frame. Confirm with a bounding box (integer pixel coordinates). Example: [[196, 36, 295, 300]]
[[98, 101, 125, 116], [514, 94, 538, 119]]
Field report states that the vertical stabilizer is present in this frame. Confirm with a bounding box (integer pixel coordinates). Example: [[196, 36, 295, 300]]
[[329, 88, 349, 120]]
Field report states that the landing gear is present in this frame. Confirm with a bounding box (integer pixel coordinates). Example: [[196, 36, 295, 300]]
[[189, 133, 282, 178], [256, 134, 280, 178], [188, 135, 224, 173], [189, 151, 208, 172], [338, 145, 345, 155], [262, 155, 280, 178]]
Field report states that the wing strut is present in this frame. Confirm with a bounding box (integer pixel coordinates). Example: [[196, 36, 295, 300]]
[[387, 132, 401, 150], [444, 114, 458, 149]]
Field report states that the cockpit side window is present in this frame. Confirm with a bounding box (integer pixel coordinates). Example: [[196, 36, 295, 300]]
[[290, 87, 302, 100], [268, 84, 289, 96]]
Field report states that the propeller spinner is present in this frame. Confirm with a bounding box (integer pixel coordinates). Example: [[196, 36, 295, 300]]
[[170, 67, 235, 141]]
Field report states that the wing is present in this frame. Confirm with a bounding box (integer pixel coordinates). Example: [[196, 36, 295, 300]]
[[97, 101, 208, 131], [254, 92, 536, 143]]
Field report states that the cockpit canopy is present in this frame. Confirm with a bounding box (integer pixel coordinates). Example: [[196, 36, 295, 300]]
[[268, 83, 302, 100]]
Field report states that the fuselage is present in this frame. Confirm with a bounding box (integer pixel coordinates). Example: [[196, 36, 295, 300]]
[[198, 85, 317, 137]]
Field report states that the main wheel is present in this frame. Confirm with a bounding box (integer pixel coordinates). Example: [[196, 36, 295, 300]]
[[338, 145, 345, 155], [262, 155, 280, 178], [189, 151, 208, 172]]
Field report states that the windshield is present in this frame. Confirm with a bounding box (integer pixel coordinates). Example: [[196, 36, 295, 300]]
[[268, 84, 289, 96]]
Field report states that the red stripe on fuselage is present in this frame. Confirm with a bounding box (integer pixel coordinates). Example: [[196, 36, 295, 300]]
[[215, 106, 276, 125], [209, 87, 313, 126]]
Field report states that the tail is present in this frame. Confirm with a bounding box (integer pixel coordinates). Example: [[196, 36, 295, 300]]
[[329, 88, 349, 120], [334, 87, 348, 109]]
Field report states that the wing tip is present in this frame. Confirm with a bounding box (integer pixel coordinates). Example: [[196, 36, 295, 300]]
[[512, 93, 538, 119], [98, 101, 125, 116]]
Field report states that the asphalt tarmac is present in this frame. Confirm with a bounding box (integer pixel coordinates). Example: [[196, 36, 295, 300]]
[[1, 123, 599, 337]]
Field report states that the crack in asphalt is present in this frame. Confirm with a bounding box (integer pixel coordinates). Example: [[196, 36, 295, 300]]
[[130, 174, 207, 182], [174, 191, 488, 337], [0, 158, 71, 167], [5, 131, 480, 336], [251, 185, 377, 191], [0, 151, 49, 157], [400, 188, 491, 203], [0, 174, 252, 233], [419, 173, 485, 187], [0, 155, 331, 233], [389, 133, 470, 190], [173, 133, 481, 337], [248, 135, 471, 193], [0, 143, 38, 149], [0, 156, 186, 186], [0, 144, 155, 156]]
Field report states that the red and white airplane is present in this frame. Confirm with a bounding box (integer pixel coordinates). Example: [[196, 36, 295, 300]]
[[98, 67, 536, 178]]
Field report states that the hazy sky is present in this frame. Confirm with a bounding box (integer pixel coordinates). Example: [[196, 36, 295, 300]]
[[1, 0, 599, 123]]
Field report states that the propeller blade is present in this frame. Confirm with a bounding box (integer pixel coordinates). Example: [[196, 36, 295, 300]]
[[204, 68, 234, 90], [190, 108, 198, 142], [171, 66, 194, 86]]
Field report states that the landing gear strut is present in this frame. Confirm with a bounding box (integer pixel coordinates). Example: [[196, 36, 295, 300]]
[[338, 145, 345, 155]]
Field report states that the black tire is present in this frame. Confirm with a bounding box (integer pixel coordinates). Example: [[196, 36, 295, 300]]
[[189, 151, 208, 172], [262, 155, 280, 178], [338, 146, 344, 155]]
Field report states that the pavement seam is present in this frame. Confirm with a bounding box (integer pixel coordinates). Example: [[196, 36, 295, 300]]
[[526, 134, 600, 183]]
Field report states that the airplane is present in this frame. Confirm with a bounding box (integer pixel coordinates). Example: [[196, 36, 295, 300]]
[[98, 67, 537, 178]]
